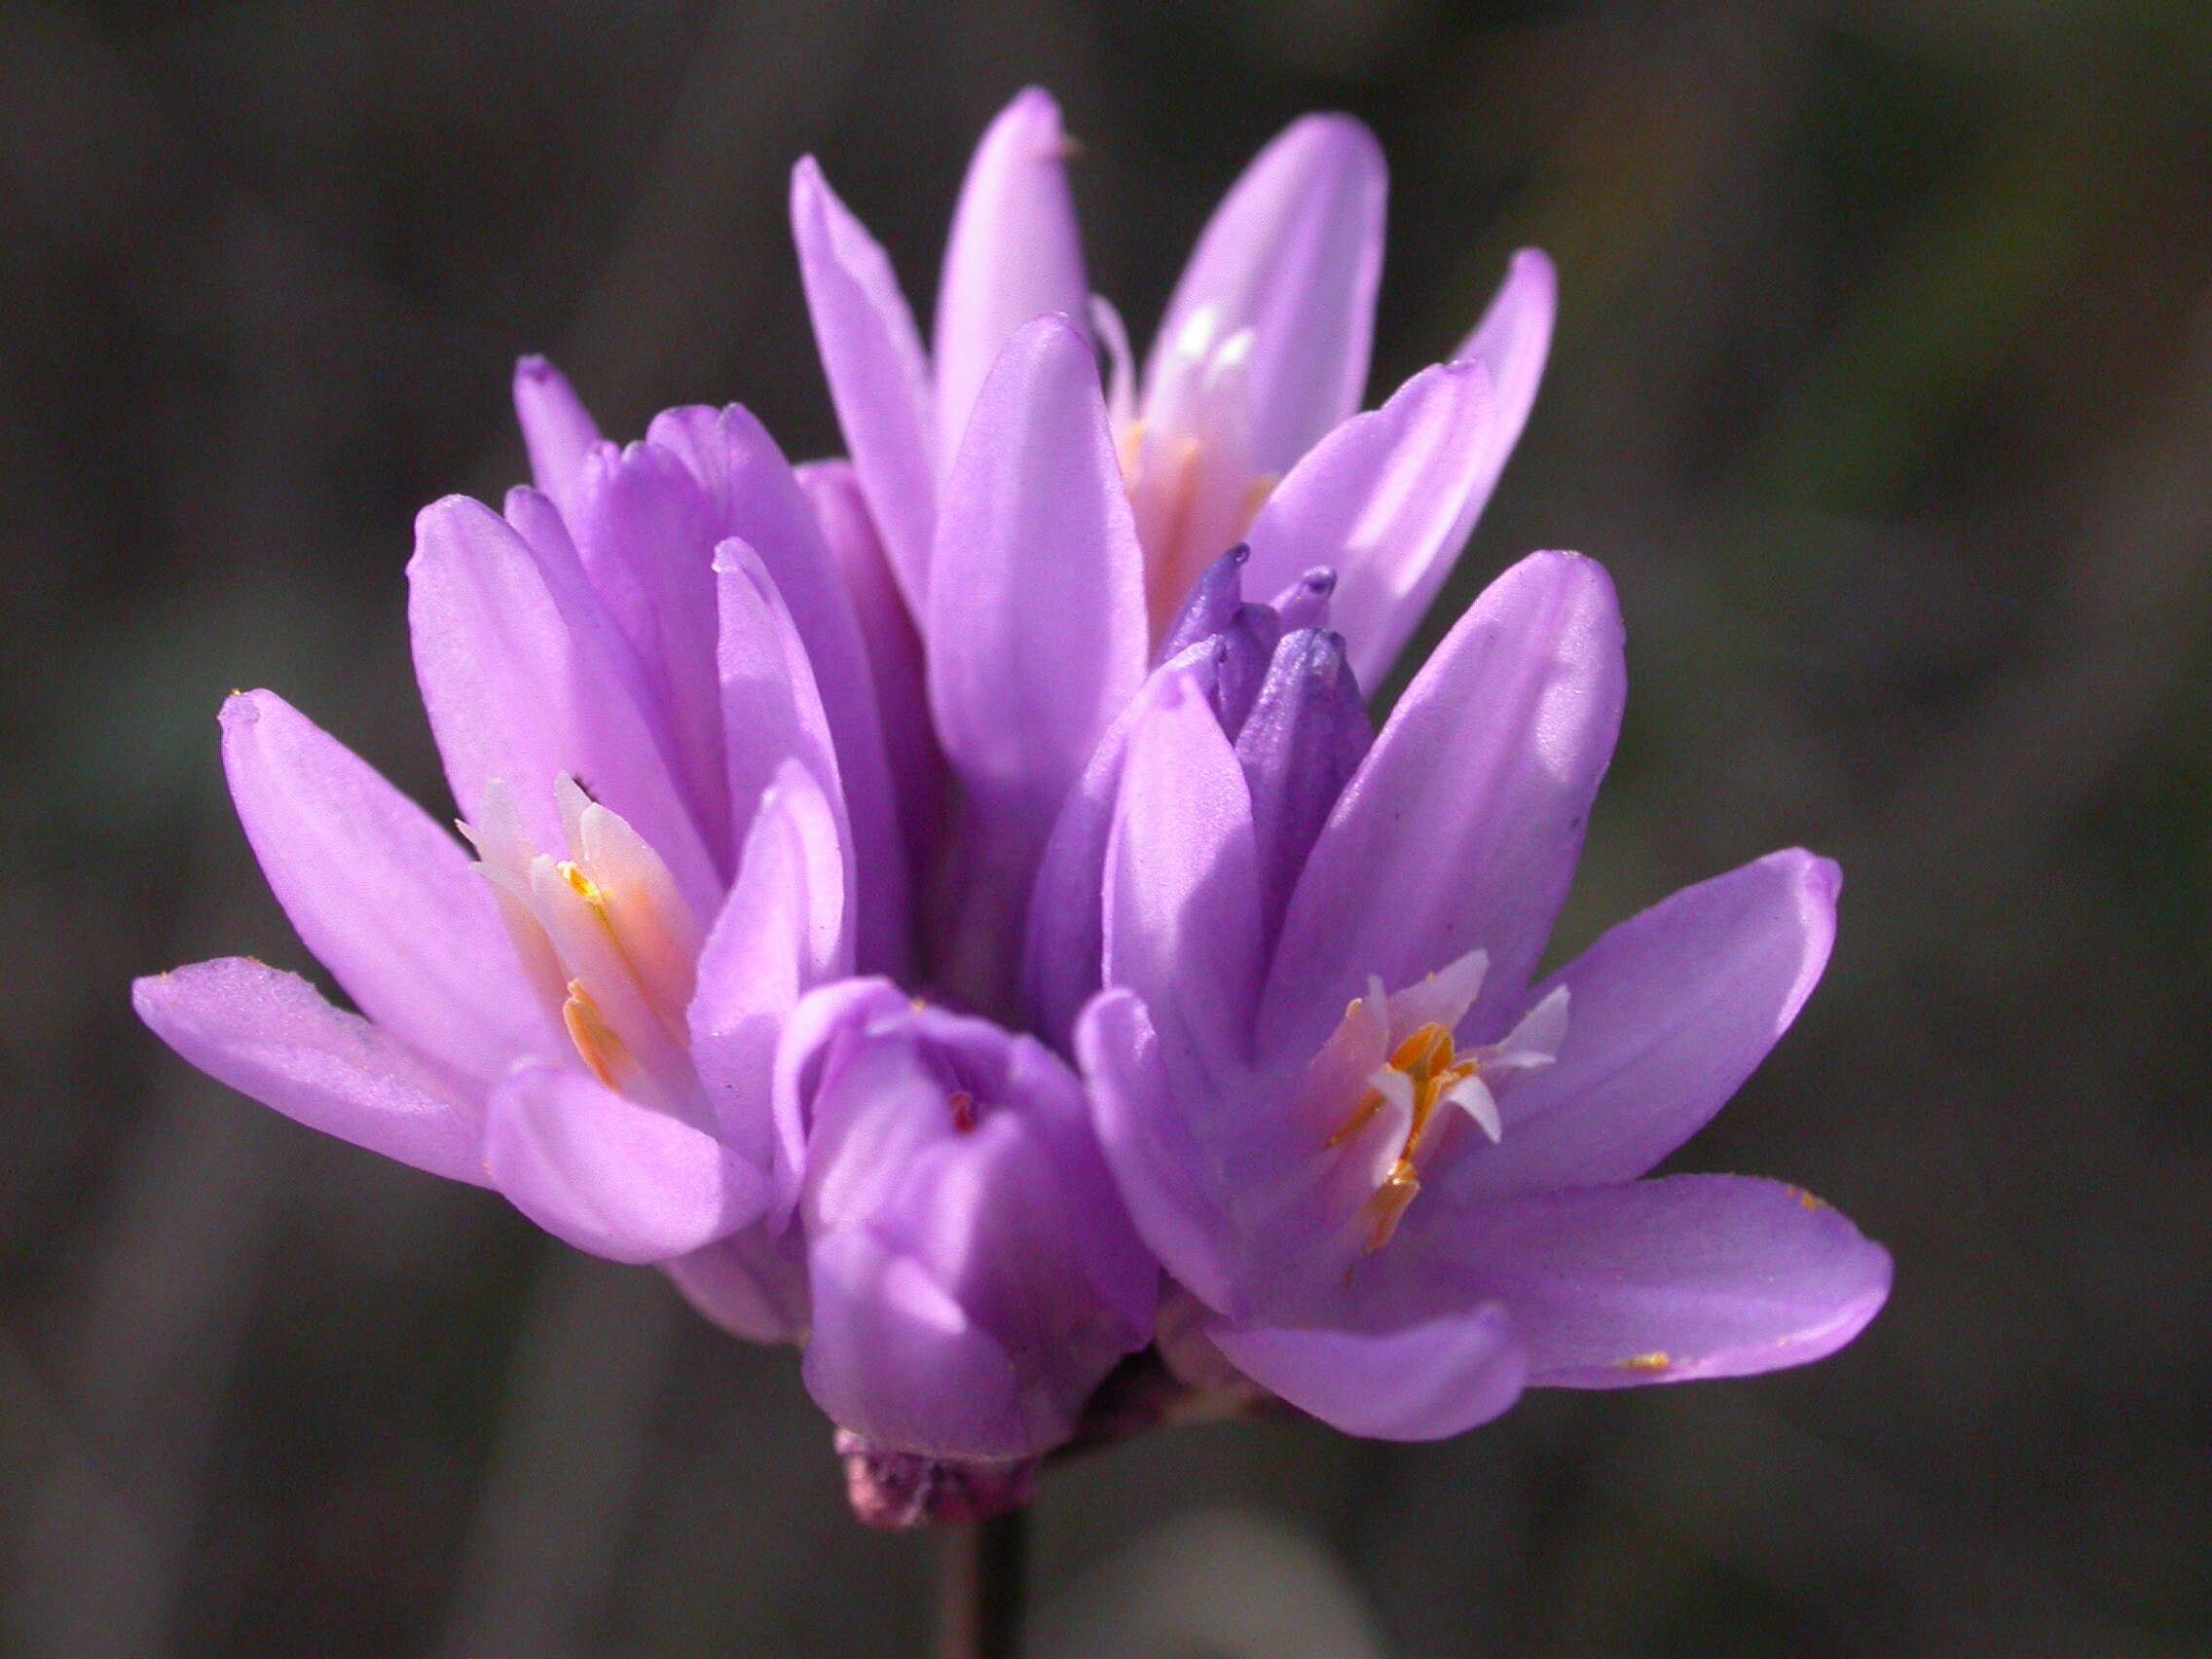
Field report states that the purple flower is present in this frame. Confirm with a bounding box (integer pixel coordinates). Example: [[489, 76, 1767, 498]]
[[129, 85, 1888, 1491], [1077, 549, 1892, 1439], [131, 387, 903, 1339], [129, 358, 1161, 1456], [791, 90, 1556, 1011], [780, 981, 1157, 1462]]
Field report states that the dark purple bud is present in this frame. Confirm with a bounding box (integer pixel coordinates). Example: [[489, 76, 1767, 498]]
[[1271, 567, 1338, 632], [1159, 543, 1250, 661], [1235, 628, 1371, 945], [1211, 603, 1284, 738]]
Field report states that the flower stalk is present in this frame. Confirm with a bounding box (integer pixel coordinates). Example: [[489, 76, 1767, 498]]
[[938, 1509, 1027, 1659]]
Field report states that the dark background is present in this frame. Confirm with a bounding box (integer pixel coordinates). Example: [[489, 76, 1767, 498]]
[[6, 2, 2211, 1654]]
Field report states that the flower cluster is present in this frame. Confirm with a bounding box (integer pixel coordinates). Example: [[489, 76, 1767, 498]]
[[135, 90, 1889, 1512]]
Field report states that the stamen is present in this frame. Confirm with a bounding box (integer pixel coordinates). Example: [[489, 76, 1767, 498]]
[[561, 979, 629, 1091], [1364, 1167, 1420, 1252], [1328, 1017, 1485, 1252], [1321, 974, 1563, 1255], [1116, 419, 1147, 483]]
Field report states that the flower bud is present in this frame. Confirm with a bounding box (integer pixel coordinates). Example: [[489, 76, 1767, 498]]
[[789, 981, 1158, 1462]]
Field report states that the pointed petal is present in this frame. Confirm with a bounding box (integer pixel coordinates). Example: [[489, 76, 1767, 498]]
[[1211, 605, 1283, 738], [133, 958, 487, 1184], [1159, 543, 1252, 660], [568, 440, 727, 861], [713, 539, 846, 879], [1242, 360, 1509, 688], [802, 1225, 1031, 1459], [929, 313, 1148, 824], [1021, 643, 1212, 1051], [790, 156, 938, 611], [512, 355, 600, 524], [795, 458, 945, 895], [218, 690, 556, 1085], [1454, 247, 1556, 460], [1433, 1175, 1891, 1386], [484, 1060, 770, 1265], [770, 977, 902, 1220], [502, 483, 586, 578], [663, 1224, 810, 1346], [654, 406, 909, 975], [928, 314, 1148, 1002], [407, 494, 720, 917], [1102, 660, 1265, 1085], [1446, 852, 1842, 1204], [1145, 114, 1385, 471], [1260, 551, 1625, 1061], [687, 761, 848, 1174], [1207, 1304, 1524, 1441], [1078, 988, 1246, 1318], [1234, 628, 1372, 946], [933, 88, 1090, 473]]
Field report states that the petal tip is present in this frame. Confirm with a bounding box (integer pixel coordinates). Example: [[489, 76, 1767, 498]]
[[217, 688, 273, 729], [1807, 852, 1845, 904], [129, 970, 175, 1019], [1507, 245, 1558, 293], [1762, 845, 1845, 913], [1510, 547, 1620, 623], [999, 84, 1064, 129], [789, 153, 830, 214], [1283, 110, 1383, 166], [411, 491, 495, 542], [1007, 307, 1089, 357]]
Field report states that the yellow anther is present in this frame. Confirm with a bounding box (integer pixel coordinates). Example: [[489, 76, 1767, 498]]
[[1116, 420, 1147, 484], [1615, 1351, 1673, 1373], [1362, 1167, 1421, 1252], [558, 860, 604, 907], [561, 979, 628, 1091], [1788, 1185, 1826, 1212], [1326, 1019, 1489, 1254], [1328, 1022, 1475, 1153]]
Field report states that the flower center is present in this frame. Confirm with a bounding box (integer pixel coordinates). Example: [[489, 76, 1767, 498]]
[[1309, 955, 1569, 1255], [463, 776, 705, 1109], [1328, 1020, 1495, 1252]]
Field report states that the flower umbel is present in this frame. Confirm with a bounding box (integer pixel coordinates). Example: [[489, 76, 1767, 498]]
[[132, 87, 1887, 1521]]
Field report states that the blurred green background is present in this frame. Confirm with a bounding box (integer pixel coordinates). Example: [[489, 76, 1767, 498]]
[[6, 2, 2211, 1654]]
